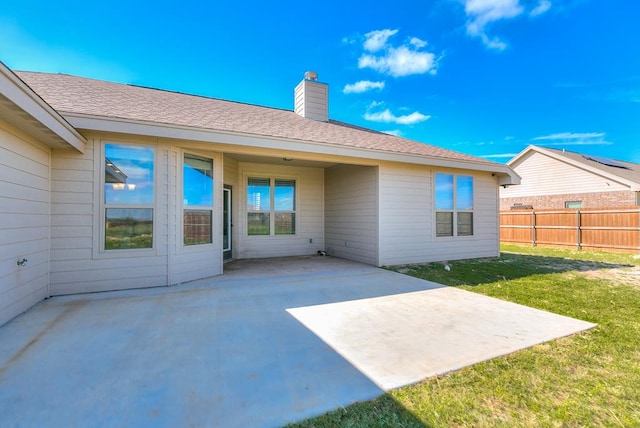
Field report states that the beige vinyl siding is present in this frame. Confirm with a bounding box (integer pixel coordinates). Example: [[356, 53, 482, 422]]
[[238, 162, 324, 259], [472, 173, 500, 260], [48, 137, 169, 294], [325, 164, 378, 265], [502, 151, 629, 199], [167, 148, 179, 264], [0, 120, 51, 325], [47, 135, 228, 293], [164, 256, 206, 287], [50, 151, 94, 290], [378, 163, 430, 266], [156, 147, 170, 256], [294, 80, 328, 122], [379, 163, 500, 265]]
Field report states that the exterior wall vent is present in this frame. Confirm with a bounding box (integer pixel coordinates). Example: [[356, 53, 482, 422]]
[[294, 71, 328, 122]]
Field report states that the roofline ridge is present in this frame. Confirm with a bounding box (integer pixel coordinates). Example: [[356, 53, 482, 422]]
[[125, 82, 294, 113], [17, 70, 295, 114], [541, 145, 637, 167]]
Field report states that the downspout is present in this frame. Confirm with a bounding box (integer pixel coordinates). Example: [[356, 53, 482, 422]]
[[46, 148, 51, 298], [496, 182, 501, 257]]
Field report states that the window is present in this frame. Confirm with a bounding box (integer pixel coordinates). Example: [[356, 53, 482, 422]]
[[183, 154, 214, 245], [565, 201, 582, 209], [247, 177, 271, 235], [274, 179, 296, 234], [435, 173, 474, 237], [104, 144, 154, 249], [247, 177, 296, 235]]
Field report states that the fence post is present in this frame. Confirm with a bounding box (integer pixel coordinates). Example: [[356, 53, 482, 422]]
[[531, 210, 536, 247], [576, 209, 582, 250]]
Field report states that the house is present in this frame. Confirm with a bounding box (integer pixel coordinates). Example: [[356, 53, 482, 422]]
[[1, 61, 518, 326], [501, 145, 640, 210]]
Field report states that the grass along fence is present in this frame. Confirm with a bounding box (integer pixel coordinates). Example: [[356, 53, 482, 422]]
[[500, 208, 640, 252]]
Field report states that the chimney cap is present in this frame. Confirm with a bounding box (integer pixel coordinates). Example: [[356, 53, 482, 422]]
[[304, 71, 318, 81]]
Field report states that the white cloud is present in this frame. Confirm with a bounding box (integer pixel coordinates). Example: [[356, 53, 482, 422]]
[[357, 29, 438, 77], [461, 0, 553, 50], [464, 0, 523, 34], [359, 46, 437, 77], [482, 153, 519, 159], [341, 36, 357, 45], [382, 129, 404, 137], [364, 108, 431, 125], [463, 0, 523, 50], [409, 37, 428, 48], [480, 34, 508, 51], [363, 29, 399, 52], [530, 0, 552, 17], [343, 80, 386, 94], [533, 132, 605, 140], [533, 132, 613, 145]]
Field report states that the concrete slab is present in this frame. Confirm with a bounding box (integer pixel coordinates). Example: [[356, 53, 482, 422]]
[[0, 256, 595, 427]]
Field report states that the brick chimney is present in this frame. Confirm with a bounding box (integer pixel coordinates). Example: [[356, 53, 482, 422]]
[[294, 71, 328, 122]]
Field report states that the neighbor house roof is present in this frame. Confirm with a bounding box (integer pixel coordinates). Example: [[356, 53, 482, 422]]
[[509, 145, 640, 191], [16, 71, 517, 182]]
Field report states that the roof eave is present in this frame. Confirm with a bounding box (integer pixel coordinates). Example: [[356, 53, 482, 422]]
[[64, 112, 520, 181], [0, 62, 86, 152]]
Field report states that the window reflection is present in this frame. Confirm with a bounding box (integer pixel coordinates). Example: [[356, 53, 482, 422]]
[[105, 145, 154, 205], [104, 144, 154, 250], [184, 154, 213, 207], [435, 173, 454, 210]]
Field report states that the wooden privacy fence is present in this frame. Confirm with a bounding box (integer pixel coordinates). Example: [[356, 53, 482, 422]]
[[500, 208, 640, 252]]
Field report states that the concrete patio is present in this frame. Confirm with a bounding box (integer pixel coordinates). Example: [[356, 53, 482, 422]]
[[0, 256, 595, 427]]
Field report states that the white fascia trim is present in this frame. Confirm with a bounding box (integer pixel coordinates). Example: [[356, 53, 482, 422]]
[[0, 63, 86, 152], [523, 145, 640, 191], [65, 113, 519, 182], [505, 144, 534, 167]]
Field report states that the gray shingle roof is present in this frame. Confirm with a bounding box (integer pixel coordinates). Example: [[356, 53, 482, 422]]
[[541, 147, 640, 186], [16, 71, 497, 166]]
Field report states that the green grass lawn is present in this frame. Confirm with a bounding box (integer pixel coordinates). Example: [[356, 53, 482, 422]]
[[289, 244, 640, 427]]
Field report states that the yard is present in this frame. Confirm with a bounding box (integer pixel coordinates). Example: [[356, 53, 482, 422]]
[[290, 244, 640, 427]]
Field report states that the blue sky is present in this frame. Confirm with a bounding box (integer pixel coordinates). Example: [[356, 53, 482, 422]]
[[2, 0, 639, 163]]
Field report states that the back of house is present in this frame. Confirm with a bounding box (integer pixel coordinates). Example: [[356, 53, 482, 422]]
[[1, 61, 519, 326]]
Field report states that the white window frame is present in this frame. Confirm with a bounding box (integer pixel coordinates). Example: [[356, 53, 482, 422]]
[[245, 175, 297, 237], [182, 152, 214, 247], [98, 141, 157, 256], [434, 172, 474, 238]]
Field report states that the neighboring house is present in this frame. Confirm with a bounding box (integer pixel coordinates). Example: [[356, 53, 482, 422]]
[[501, 145, 640, 210], [1, 61, 518, 326]]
